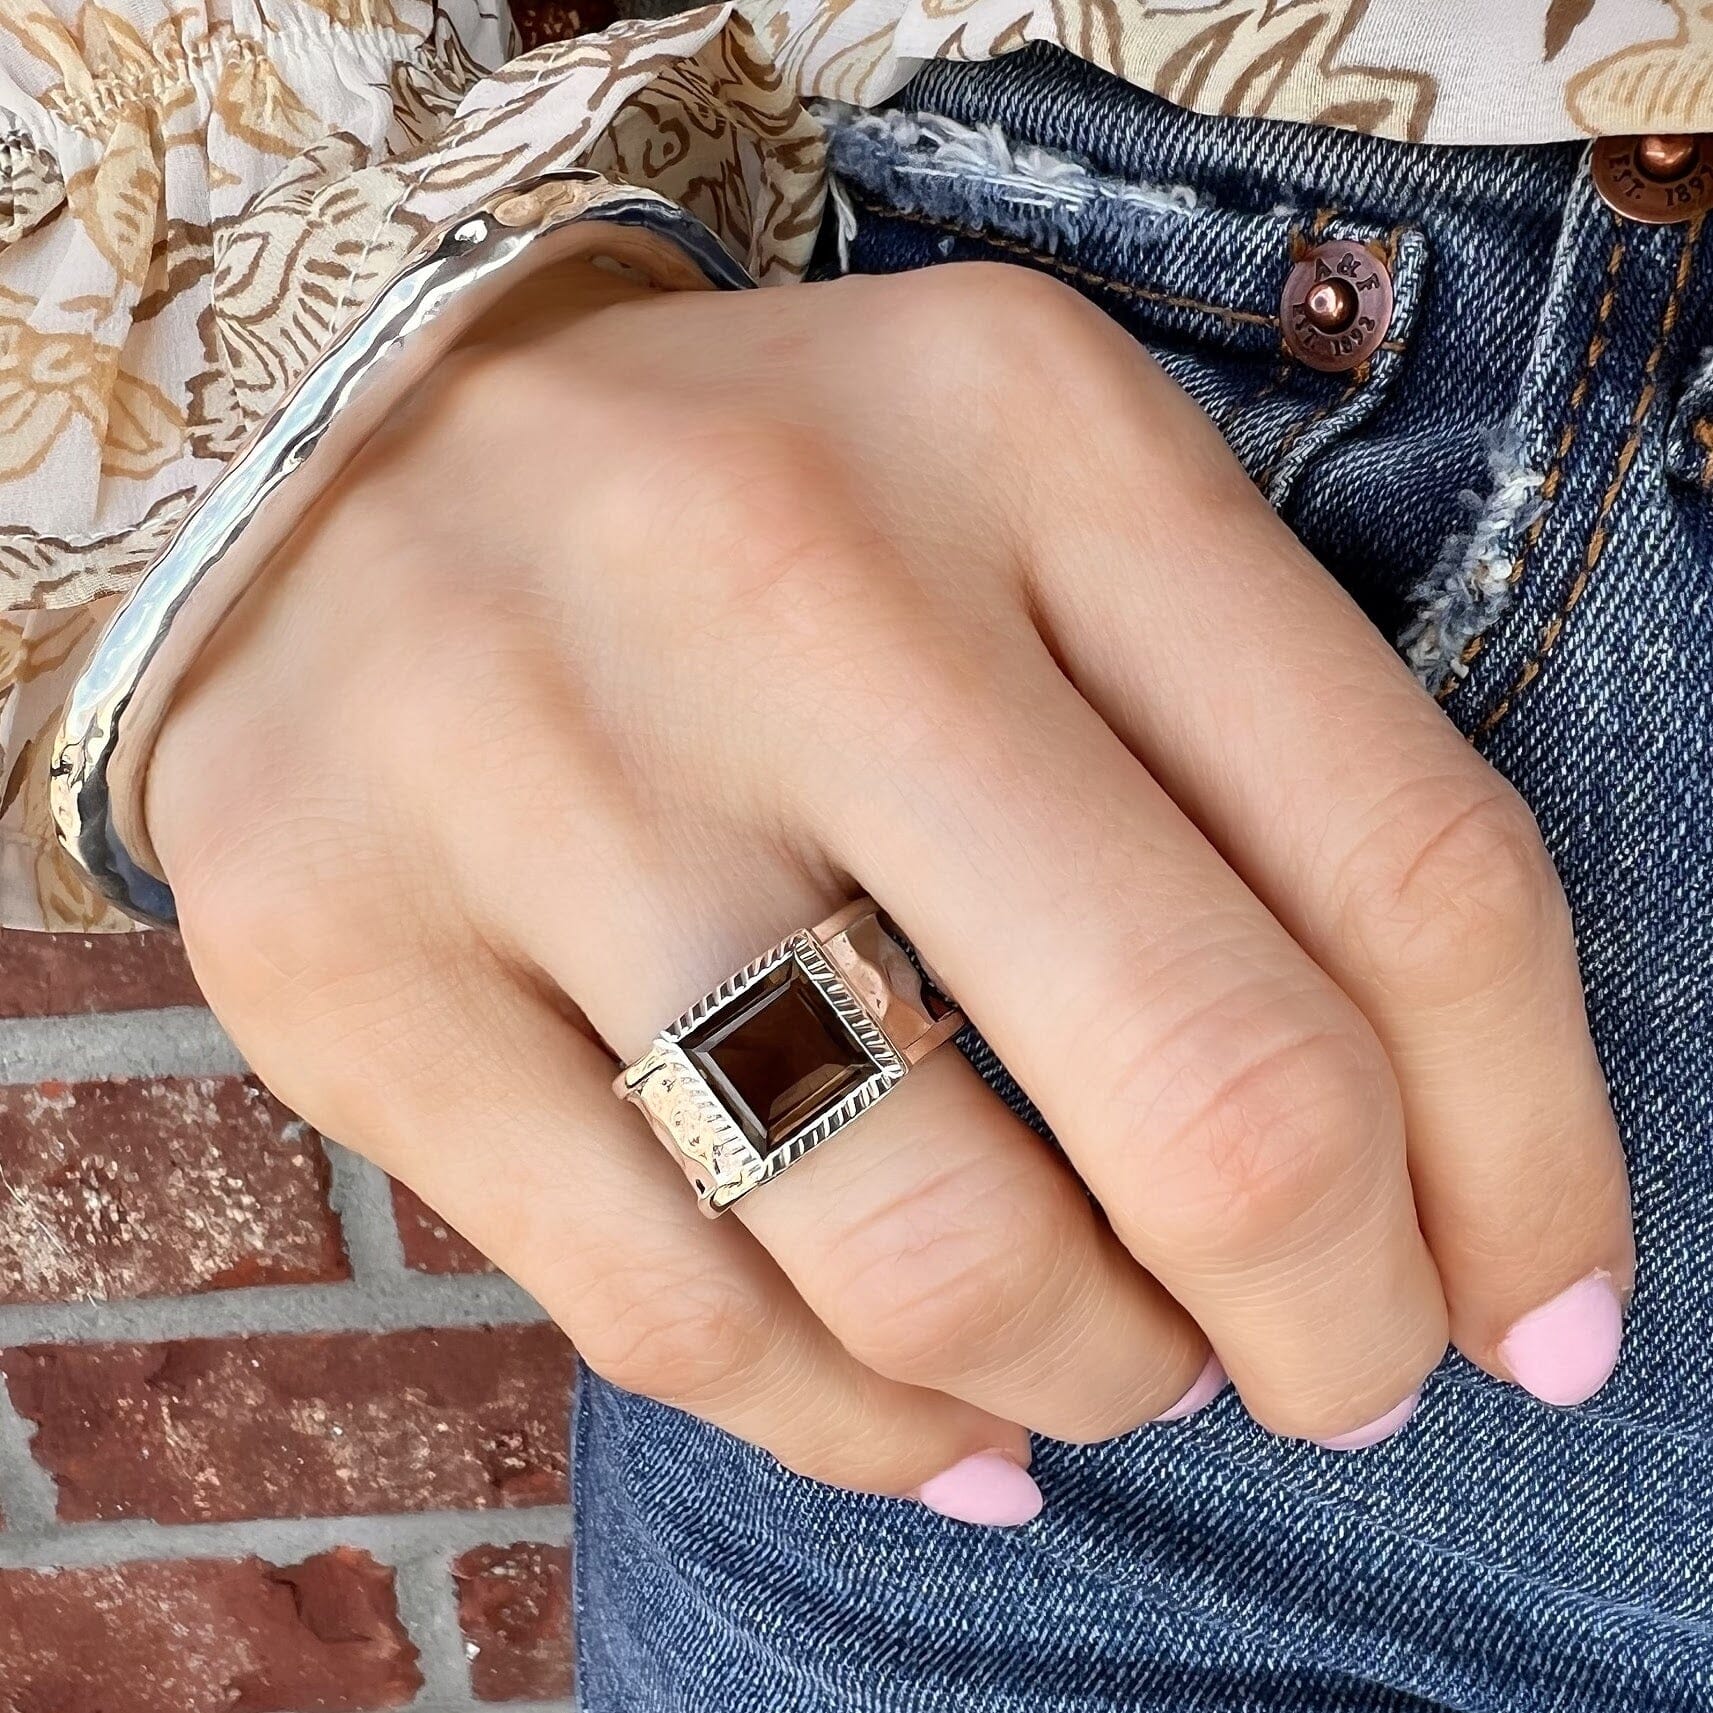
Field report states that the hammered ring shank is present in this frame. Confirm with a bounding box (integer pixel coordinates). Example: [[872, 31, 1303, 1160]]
[[615, 900, 965, 1214]]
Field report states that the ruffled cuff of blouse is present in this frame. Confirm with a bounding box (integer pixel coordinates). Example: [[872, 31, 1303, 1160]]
[[0, 1, 826, 929]]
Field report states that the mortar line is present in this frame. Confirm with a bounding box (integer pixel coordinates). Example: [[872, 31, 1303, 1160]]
[[0, 1503, 572, 1568], [0, 1007, 243, 1085], [324, 1142, 412, 1285], [394, 1543, 480, 1703], [0, 1369, 57, 1532], [0, 1271, 548, 1347]]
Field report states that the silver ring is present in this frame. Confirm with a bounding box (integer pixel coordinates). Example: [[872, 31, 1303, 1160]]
[[616, 899, 965, 1215], [49, 171, 755, 927]]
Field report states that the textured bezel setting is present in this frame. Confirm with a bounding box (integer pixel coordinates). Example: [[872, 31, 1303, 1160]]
[[631, 933, 909, 1208], [682, 959, 877, 1150]]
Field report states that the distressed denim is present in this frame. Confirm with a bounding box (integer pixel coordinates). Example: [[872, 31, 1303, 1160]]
[[575, 45, 1713, 1712]]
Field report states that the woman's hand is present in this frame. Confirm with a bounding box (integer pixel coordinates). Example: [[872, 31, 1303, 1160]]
[[147, 261, 1632, 1520]]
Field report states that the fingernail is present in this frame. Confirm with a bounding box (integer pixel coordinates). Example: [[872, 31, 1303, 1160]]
[[1499, 1271, 1624, 1406], [1155, 1353, 1227, 1422], [915, 1451, 1043, 1527], [1313, 1390, 1419, 1451]]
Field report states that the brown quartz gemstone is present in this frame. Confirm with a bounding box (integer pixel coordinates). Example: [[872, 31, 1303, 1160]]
[[683, 962, 874, 1151]]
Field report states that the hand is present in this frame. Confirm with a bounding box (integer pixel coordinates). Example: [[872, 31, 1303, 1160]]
[[147, 260, 1631, 1521]]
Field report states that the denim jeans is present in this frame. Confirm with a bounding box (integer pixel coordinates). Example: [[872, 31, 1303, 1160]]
[[575, 45, 1713, 1712]]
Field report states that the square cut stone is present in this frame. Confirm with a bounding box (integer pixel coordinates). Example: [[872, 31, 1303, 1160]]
[[682, 960, 875, 1151]]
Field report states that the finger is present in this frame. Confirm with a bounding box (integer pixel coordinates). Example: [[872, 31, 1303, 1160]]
[[1024, 360, 1631, 1406], [460, 803, 1220, 1446], [177, 886, 1036, 1515], [736, 1044, 1218, 1444], [795, 617, 1449, 1444]]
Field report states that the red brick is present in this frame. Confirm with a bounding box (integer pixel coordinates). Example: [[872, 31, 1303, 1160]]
[[0, 1075, 346, 1306], [2, 1324, 574, 1525], [455, 1542, 573, 1701], [0, 1548, 420, 1712], [391, 1180, 495, 1274], [0, 925, 202, 1018]]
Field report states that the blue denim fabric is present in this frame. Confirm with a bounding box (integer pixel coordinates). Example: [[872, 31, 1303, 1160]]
[[576, 45, 1713, 1711]]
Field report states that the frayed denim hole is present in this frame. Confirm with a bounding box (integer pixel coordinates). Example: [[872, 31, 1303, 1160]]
[[1401, 428, 1549, 696], [816, 101, 1204, 261], [1664, 343, 1713, 491]]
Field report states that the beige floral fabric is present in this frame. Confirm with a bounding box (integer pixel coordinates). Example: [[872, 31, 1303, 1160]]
[[1, 0, 1708, 927]]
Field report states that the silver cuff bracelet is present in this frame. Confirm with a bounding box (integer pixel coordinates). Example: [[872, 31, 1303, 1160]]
[[49, 171, 756, 928]]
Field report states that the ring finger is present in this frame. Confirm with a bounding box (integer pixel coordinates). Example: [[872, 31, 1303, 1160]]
[[458, 784, 1221, 1446]]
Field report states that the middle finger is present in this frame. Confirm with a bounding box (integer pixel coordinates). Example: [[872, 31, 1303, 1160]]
[[799, 621, 1450, 1445]]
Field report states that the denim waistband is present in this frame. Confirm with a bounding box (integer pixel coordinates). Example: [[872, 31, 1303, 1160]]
[[842, 46, 1713, 710], [903, 45, 1586, 249]]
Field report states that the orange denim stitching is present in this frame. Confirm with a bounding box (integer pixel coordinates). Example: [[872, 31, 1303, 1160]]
[[847, 191, 1281, 328], [1434, 230, 1628, 703], [1476, 217, 1700, 736]]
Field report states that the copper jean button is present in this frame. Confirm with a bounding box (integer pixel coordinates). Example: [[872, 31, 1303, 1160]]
[[1593, 134, 1713, 223], [1280, 239, 1394, 373]]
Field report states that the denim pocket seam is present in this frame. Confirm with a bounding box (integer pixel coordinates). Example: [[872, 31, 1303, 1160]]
[[1472, 218, 1700, 737], [842, 187, 1281, 332], [1425, 230, 1625, 707]]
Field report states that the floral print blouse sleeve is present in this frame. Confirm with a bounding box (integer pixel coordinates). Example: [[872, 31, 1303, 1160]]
[[0, 0, 826, 929], [3, 0, 1705, 931]]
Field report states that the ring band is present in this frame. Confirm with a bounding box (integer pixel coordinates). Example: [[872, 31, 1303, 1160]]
[[615, 900, 964, 1214]]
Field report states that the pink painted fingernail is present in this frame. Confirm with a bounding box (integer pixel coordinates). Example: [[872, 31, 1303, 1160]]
[[1500, 1271, 1624, 1406], [1155, 1354, 1227, 1422], [915, 1452, 1043, 1527], [1313, 1390, 1419, 1451]]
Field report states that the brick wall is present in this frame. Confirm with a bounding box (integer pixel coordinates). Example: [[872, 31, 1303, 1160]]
[[0, 8, 735, 1703], [0, 930, 577, 1711]]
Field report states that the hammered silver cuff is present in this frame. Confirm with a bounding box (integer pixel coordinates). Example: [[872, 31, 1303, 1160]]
[[48, 171, 756, 927]]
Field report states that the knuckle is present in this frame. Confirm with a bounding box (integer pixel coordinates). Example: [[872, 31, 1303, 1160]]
[[434, 334, 569, 441], [890, 263, 1139, 426], [828, 1157, 1067, 1386], [1339, 779, 1567, 1001], [172, 834, 339, 1009], [896, 260, 1102, 360], [578, 1268, 779, 1409], [636, 413, 872, 623], [174, 813, 394, 1016], [1112, 994, 1398, 1258], [172, 831, 447, 1154]]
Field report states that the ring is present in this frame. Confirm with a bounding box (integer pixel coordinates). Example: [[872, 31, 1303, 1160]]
[[615, 900, 965, 1214]]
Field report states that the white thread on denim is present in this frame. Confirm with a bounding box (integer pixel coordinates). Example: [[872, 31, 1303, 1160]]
[[1402, 429, 1547, 691], [1677, 342, 1713, 426], [827, 170, 859, 272], [815, 101, 1201, 251]]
